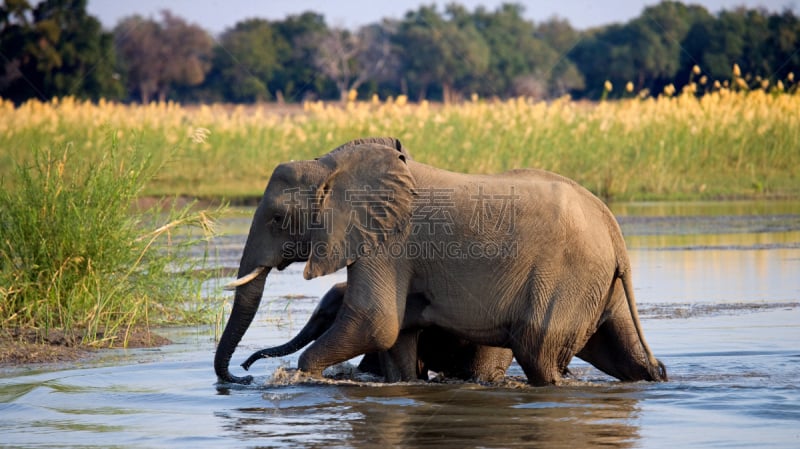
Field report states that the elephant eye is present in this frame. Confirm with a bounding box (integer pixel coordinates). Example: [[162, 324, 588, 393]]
[[270, 214, 282, 224]]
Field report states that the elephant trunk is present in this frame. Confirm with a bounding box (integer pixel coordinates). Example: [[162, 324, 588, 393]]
[[214, 266, 270, 384], [240, 320, 325, 371]]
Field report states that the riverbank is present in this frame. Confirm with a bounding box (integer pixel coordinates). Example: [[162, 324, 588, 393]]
[[0, 328, 170, 366]]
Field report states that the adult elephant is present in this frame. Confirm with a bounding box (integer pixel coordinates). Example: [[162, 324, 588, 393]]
[[215, 137, 667, 386], [240, 282, 513, 383]]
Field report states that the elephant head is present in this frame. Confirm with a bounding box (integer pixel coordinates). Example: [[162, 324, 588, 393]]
[[214, 137, 416, 384]]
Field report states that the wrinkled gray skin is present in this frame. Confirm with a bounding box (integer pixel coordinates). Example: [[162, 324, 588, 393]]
[[241, 282, 513, 382], [215, 137, 667, 386]]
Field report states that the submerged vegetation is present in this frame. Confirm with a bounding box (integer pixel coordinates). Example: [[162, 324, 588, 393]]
[[0, 140, 225, 347]]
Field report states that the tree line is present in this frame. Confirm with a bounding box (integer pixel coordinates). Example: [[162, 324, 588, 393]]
[[1, 0, 798, 105]]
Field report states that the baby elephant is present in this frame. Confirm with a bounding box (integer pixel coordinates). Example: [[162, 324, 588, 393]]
[[242, 282, 513, 383]]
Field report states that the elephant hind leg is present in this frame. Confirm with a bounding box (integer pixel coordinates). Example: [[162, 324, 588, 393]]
[[511, 325, 576, 386], [512, 345, 569, 386], [577, 310, 662, 382]]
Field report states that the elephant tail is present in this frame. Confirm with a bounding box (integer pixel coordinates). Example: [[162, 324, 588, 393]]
[[619, 268, 668, 381]]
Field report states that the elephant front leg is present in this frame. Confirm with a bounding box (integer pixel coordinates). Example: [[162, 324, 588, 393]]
[[298, 275, 408, 377], [298, 306, 402, 377], [297, 259, 411, 378]]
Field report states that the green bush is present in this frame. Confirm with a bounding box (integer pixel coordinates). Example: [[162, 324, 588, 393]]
[[0, 140, 224, 346]]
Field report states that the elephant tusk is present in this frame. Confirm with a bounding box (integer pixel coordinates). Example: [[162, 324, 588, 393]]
[[223, 266, 266, 290]]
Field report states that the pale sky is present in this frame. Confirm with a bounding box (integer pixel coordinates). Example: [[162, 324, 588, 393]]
[[88, 0, 795, 33]]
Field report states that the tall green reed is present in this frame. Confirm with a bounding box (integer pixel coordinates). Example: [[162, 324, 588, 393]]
[[0, 138, 224, 346]]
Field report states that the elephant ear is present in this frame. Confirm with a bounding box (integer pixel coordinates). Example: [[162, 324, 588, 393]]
[[303, 142, 416, 280]]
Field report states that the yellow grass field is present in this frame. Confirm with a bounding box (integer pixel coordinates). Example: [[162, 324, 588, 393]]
[[2, 89, 798, 201]]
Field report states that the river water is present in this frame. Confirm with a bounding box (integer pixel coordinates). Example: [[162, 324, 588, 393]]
[[1, 201, 798, 448]]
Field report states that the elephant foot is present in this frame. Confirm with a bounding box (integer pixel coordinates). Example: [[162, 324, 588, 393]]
[[651, 360, 668, 382], [478, 374, 506, 384], [216, 373, 254, 385]]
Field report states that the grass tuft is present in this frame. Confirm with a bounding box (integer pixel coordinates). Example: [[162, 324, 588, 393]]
[[0, 139, 225, 346]]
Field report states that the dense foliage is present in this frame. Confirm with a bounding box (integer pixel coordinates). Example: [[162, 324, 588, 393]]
[[1, 0, 799, 103], [0, 133, 225, 343], [0, 0, 122, 103]]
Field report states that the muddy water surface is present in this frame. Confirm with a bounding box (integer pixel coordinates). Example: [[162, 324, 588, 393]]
[[1, 200, 799, 448]]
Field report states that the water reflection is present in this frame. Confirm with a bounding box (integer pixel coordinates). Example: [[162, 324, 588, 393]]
[[217, 383, 643, 448], [610, 200, 800, 217], [609, 201, 800, 304], [631, 246, 800, 303], [625, 231, 800, 249]]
